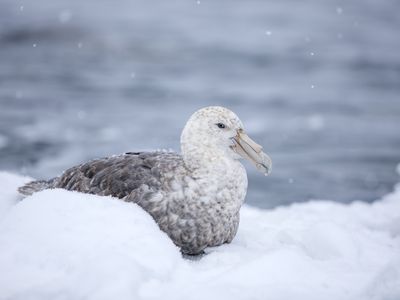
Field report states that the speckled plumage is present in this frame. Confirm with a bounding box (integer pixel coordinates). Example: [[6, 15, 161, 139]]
[[19, 106, 271, 255]]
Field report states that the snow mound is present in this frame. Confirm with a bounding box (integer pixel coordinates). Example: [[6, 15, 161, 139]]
[[0, 172, 399, 300], [0, 172, 32, 219]]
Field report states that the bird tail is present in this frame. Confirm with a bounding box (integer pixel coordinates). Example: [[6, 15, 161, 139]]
[[18, 178, 56, 196]]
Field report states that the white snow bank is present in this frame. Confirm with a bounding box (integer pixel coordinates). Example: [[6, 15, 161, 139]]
[[0, 172, 32, 219], [0, 172, 399, 300]]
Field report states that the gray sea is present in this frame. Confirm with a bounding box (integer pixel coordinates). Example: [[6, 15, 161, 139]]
[[0, 0, 399, 208]]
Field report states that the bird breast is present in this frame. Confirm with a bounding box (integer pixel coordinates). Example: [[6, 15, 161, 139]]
[[159, 159, 248, 254]]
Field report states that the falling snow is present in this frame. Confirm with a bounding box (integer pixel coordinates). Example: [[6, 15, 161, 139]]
[[59, 10, 72, 23]]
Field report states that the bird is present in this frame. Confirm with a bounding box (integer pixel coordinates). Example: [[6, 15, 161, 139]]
[[18, 106, 272, 255]]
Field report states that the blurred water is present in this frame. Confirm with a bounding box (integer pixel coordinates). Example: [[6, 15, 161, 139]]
[[0, 0, 399, 208]]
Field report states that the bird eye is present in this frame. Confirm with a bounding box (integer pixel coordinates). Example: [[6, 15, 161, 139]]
[[216, 123, 226, 129]]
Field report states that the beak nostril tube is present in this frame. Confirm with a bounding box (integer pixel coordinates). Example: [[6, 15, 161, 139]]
[[232, 130, 272, 175]]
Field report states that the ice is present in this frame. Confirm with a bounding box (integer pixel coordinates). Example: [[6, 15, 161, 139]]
[[0, 172, 399, 300]]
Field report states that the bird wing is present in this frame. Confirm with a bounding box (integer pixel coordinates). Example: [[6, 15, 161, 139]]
[[54, 151, 183, 201]]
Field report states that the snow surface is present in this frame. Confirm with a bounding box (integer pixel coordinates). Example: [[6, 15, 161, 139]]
[[0, 172, 399, 300]]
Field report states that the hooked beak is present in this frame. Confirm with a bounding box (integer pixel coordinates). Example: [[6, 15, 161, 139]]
[[231, 129, 272, 175]]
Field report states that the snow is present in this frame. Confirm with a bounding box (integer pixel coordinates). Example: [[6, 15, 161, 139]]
[[0, 172, 399, 300], [0, 172, 32, 219]]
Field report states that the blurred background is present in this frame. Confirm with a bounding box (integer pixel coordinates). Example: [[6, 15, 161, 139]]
[[0, 0, 399, 208]]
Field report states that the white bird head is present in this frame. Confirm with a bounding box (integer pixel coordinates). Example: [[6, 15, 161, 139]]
[[181, 106, 272, 175]]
